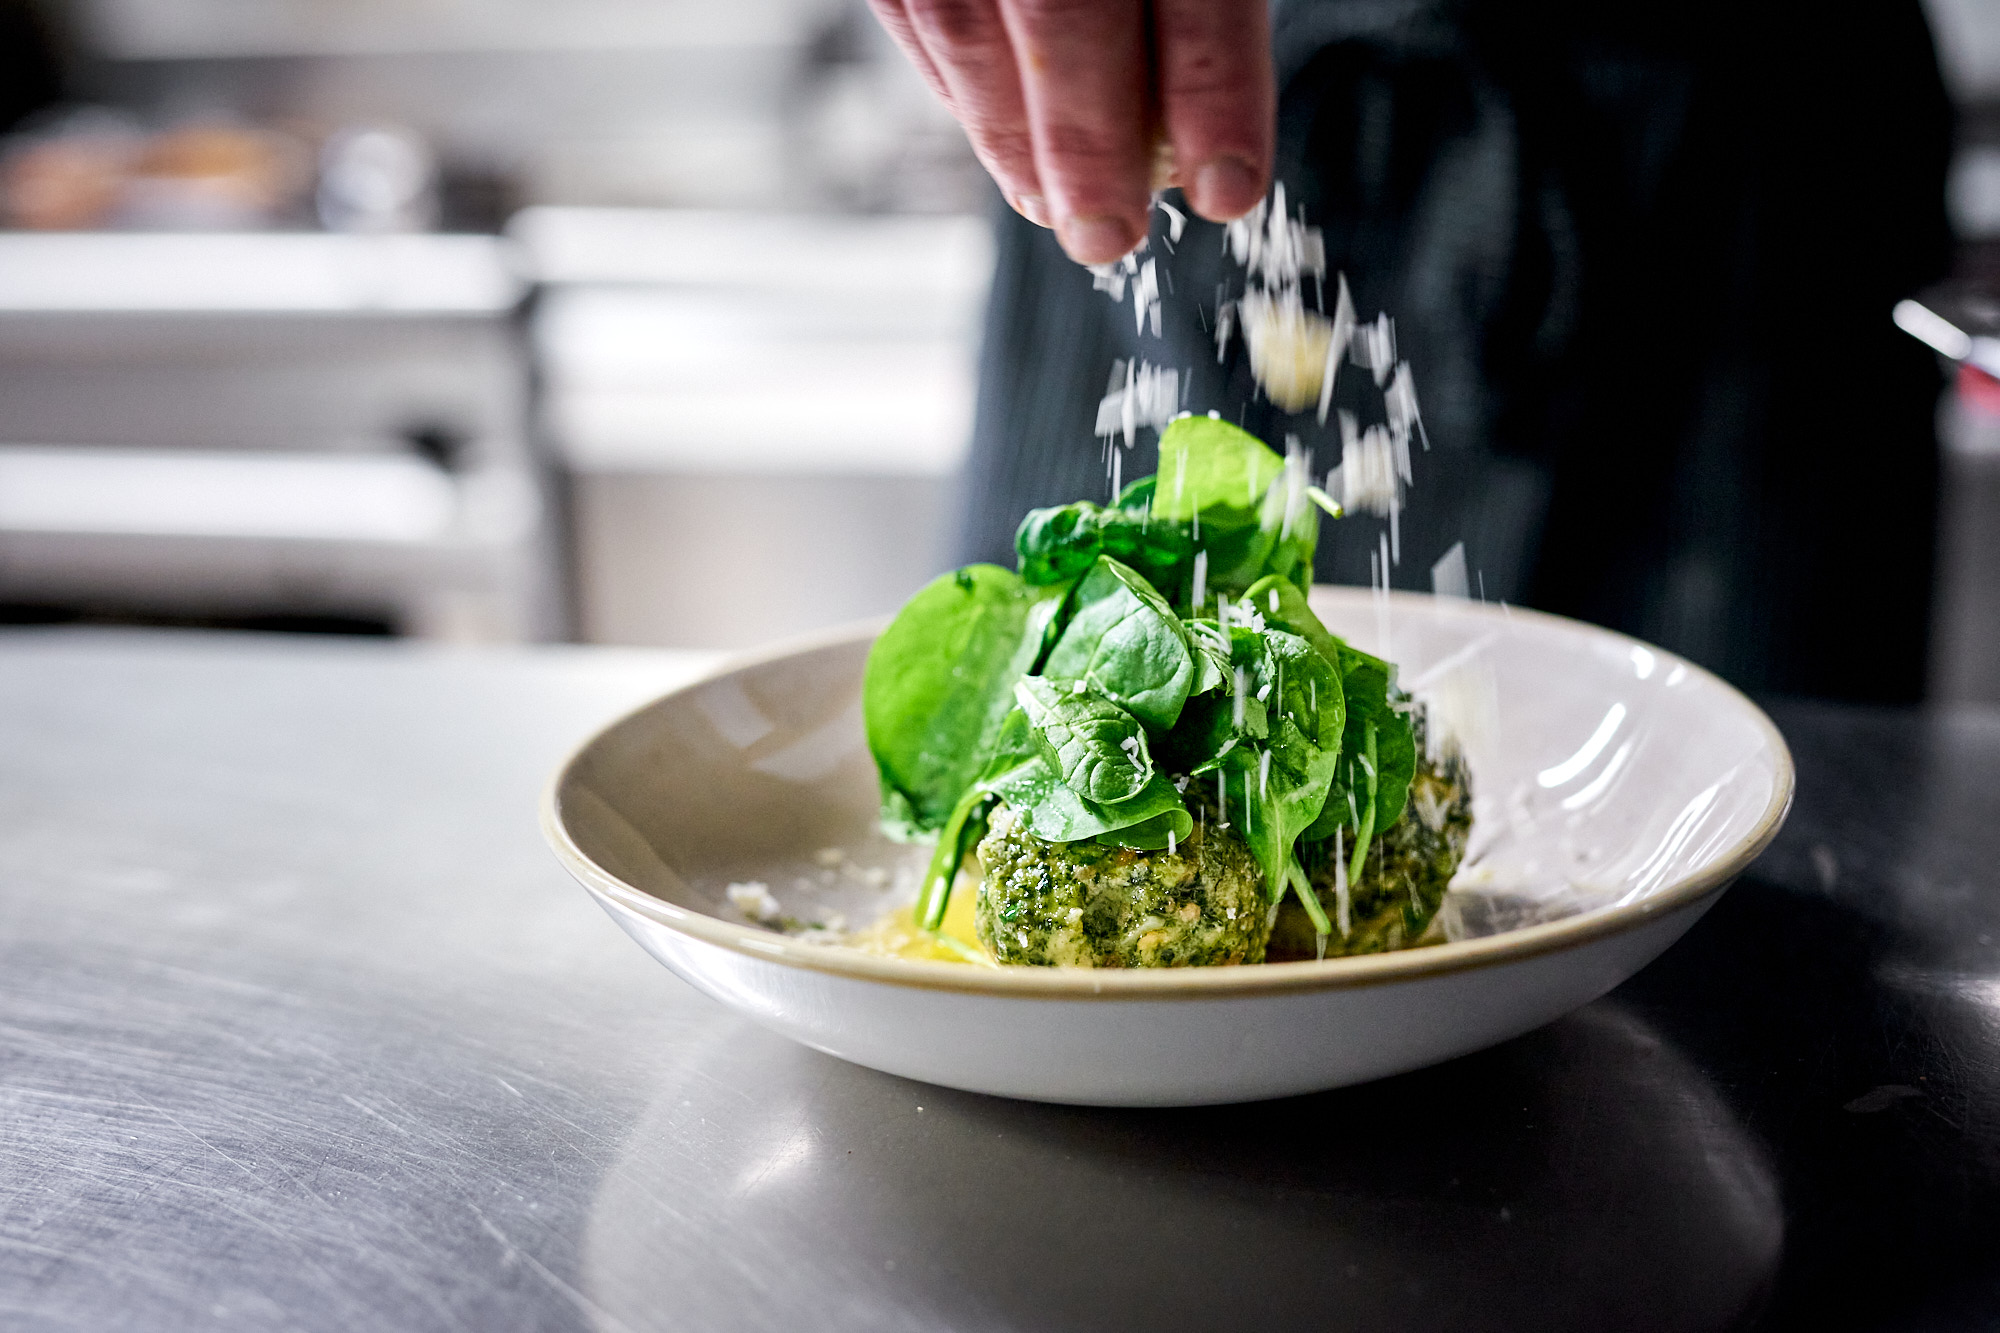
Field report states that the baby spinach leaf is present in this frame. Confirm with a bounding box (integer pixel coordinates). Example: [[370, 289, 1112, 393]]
[[1243, 575, 1336, 665], [1254, 717, 1344, 898], [916, 782, 998, 929], [1261, 625, 1344, 753], [1242, 578, 1347, 751], [1159, 692, 1263, 777], [1155, 621, 1271, 776], [864, 564, 1059, 837], [914, 706, 1043, 927], [1150, 416, 1320, 599], [877, 784, 928, 843], [1013, 677, 1153, 805], [914, 704, 1191, 926], [1099, 515, 1193, 599], [1372, 700, 1418, 829], [1016, 499, 1193, 597], [1159, 618, 1347, 905], [1041, 557, 1195, 731], [1302, 640, 1416, 843], [1093, 804, 1190, 850], [1232, 572, 1408, 847], [987, 761, 1193, 848], [1113, 474, 1156, 513], [1200, 715, 1339, 908], [1204, 627, 1345, 901], [1183, 618, 1233, 697], [1338, 649, 1416, 834], [1015, 503, 1102, 587], [1151, 415, 1286, 525], [980, 694, 1193, 851]]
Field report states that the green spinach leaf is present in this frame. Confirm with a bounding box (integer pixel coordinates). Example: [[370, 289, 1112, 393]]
[[1016, 499, 1192, 596], [1241, 718, 1343, 898], [864, 564, 1058, 837], [1183, 618, 1233, 697], [1040, 557, 1195, 731], [1014, 503, 1103, 587], [1243, 576, 1336, 666], [1013, 677, 1153, 805], [1150, 416, 1318, 598], [986, 761, 1193, 849], [1260, 622, 1344, 753], [1303, 640, 1416, 843]]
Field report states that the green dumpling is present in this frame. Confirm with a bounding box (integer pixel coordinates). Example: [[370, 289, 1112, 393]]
[[974, 800, 1270, 967], [1268, 708, 1473, 960]]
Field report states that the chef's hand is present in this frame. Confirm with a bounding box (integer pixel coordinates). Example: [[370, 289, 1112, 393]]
[[866, 0, 1273, 264]]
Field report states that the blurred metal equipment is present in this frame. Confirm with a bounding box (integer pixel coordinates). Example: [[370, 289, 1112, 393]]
[[317, 127, 439, 234], [0, 231, 565, 640], [1923, 0, 2000, 702], [514, 206, 989, 649], [65, 0, 942, 215], [1935, 383, 2000, 703]]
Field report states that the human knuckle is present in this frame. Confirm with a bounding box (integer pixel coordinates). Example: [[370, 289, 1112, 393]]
[[1004, 0, 1103, 30], [909, 0, 1000, 47], [1165, 49, 1254, 97], [1041, 121, 1129, 163], [968, 136, 1037, 188], [978, 125, 1037, 169]]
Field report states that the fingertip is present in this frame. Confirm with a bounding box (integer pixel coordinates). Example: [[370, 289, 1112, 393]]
[[1013, 193, 1051, 228], [1058, 214, 1143, 265], [1187, 155, 1266, 222]]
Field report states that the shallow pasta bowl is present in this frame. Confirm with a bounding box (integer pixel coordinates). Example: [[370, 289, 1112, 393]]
[[542, 588, 1792, 1107]]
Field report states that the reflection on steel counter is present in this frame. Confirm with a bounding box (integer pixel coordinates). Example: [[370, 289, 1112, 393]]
[[1, 636, 1996, 1329]]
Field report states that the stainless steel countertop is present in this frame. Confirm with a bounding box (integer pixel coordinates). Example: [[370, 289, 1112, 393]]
[[3, 630, 1995, 1332]]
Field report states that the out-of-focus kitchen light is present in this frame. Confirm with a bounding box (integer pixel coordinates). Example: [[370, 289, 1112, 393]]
[[1893, 298, 2000, 381], [0, 447, 457, 542], [1895, 298, 1974, 360]]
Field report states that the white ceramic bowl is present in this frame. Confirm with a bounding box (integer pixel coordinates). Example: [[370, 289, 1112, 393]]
[[542, 589, 1792, 1107]]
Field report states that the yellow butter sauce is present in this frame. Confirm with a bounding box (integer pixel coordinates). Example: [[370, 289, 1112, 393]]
[[843, 873, 992, 965]]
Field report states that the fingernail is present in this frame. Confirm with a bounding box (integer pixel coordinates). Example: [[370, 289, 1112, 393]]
[[1014, 193, 1050, 227], [1058, 214, 1137, 264], [1191, 155, 1263, 220]]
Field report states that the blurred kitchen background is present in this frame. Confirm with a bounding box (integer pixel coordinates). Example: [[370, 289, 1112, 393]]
[[0, 0, 987, 649], [1, 0, 1998, 698]]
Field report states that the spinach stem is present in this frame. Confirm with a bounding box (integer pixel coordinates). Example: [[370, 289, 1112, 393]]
[[1286, 856, 1332, 937], [925, 929, 990, 965], [1306, 486, 1345, 519], [919, 788, 993, 929], [1346, 722, 1379, 887]]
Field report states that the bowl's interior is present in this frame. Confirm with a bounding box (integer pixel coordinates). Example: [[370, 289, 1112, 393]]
[[554, 589, 1790, 955]]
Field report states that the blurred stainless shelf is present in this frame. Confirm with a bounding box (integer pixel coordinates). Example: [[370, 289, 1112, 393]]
[[0, 232, 521, 314], [74, 0, 838, 59], [0, 231, 565, 641]]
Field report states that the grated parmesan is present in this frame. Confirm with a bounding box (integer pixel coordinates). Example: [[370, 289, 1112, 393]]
[[725, 880, 783, 925]]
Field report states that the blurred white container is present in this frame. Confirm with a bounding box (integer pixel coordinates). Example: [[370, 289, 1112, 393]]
[[513, 206, 991, 649]]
